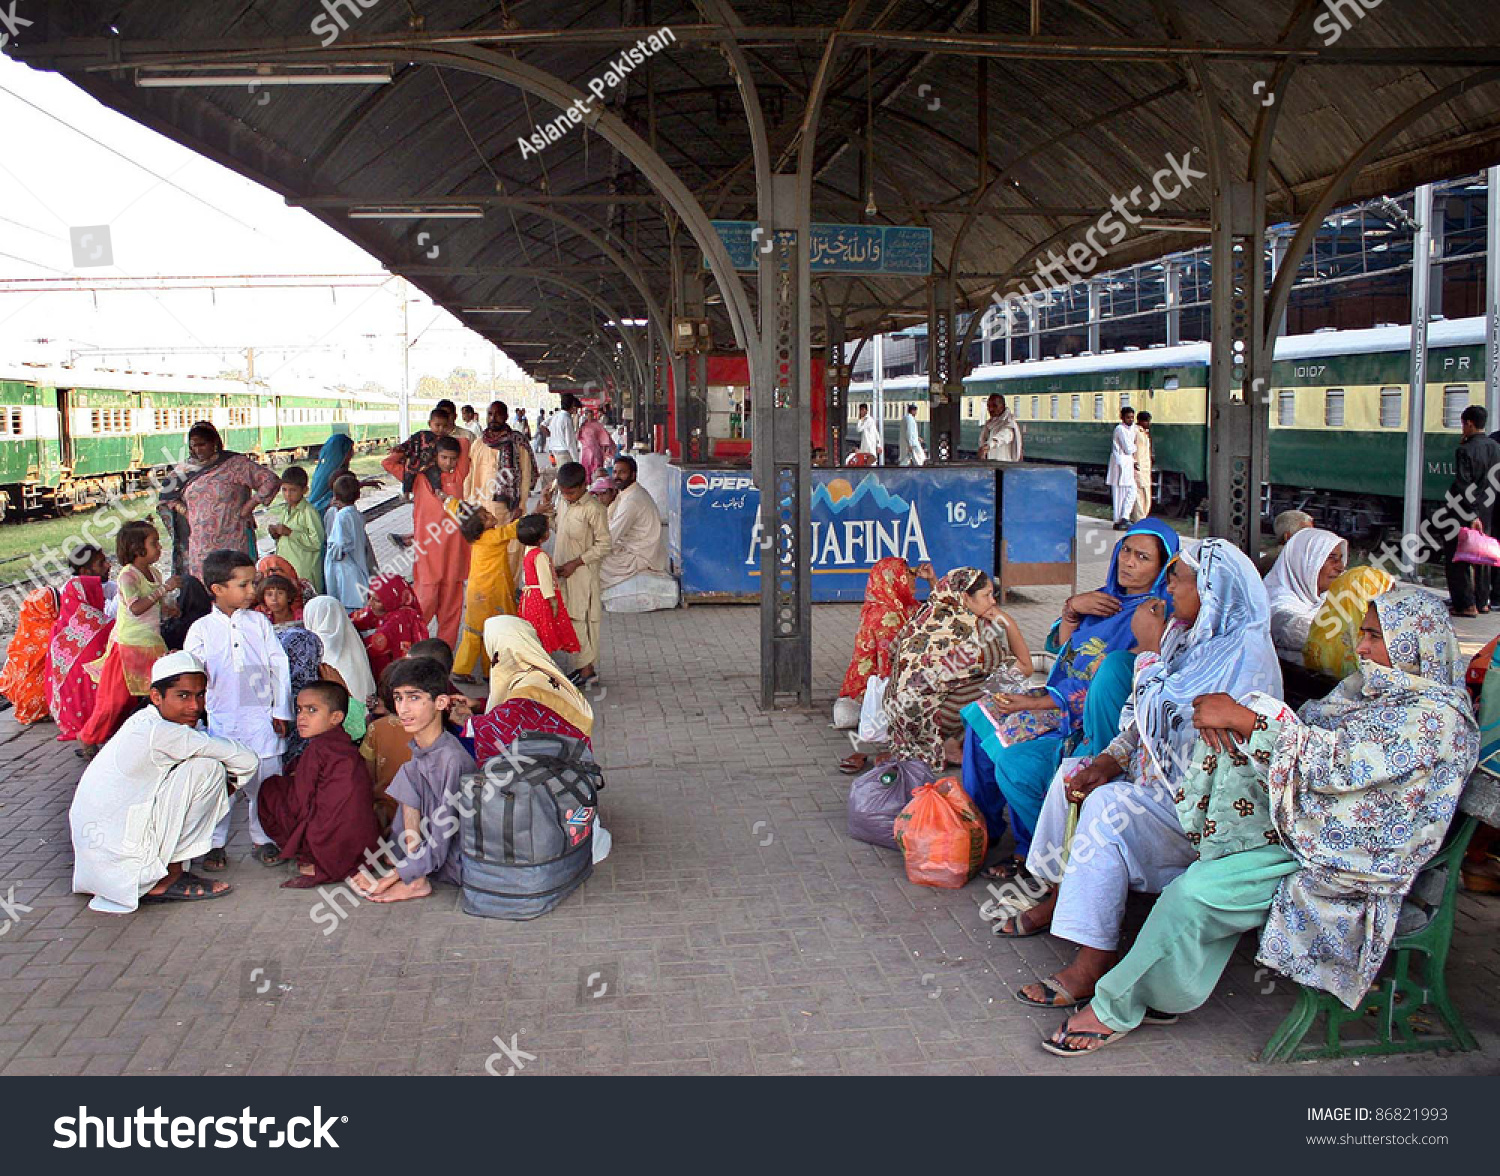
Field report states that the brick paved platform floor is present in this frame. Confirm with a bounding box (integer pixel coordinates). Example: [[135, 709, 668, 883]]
[[0, 511, 1496, 1076]]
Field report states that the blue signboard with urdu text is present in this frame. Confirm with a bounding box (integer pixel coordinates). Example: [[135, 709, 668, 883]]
[[672, 467, 995, 601], [707, 221, 933, 276]]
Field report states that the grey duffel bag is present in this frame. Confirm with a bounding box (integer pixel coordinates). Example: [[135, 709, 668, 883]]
[[460, 733, 602, 920]]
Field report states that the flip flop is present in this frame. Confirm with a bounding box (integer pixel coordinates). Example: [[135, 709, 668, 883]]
[[251, 842, 284, 866], [1015, 975, 1084, 1010], [139, 872, 233, 904], [993, 909, 1049, 939], [838, 753, 869, 776], [198, 847, 228, 873], [1041, 1018, 1135, 1057]]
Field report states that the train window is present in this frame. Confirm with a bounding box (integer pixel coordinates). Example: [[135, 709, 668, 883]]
[[1163, 376, 1180, 391], [1049, 395, 1059, 419], [1324, 389, 1345, 428], [8, 408, 21, 435], [1070, 395, 1080, 420], [1380, 387, 1402, 428], [1093, 394, 1104, 418], [1443, 386, 1469, 429], [1032, 396, 1039, 417], [1120, 391, 1131, 409], [1277, 391, 1295, 426]]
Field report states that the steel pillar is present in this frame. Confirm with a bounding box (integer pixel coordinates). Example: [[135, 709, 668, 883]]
[[825, 315, 848, 461], [1164, 261, 1182, 346], [1402, 183, 1435, 577], [1206, 179, 1269, 556], [1487, 166, 1500, 425], [754, 174, 813, 708], [871, 331, 886, 465], [1087, 282, 1102, 354], [1429, 191, 1447, 321], [927, 277, 960, 461]]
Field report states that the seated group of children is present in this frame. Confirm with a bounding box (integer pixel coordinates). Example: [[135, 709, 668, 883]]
[[183, 547, 479, 904]]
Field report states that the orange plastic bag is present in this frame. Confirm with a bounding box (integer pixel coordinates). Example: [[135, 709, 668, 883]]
[[892, 777, 989, 889]]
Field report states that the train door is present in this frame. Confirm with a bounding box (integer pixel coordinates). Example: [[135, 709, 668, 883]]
[[55, 386, 73, 473]]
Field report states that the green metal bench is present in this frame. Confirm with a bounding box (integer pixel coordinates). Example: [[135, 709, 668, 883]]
[[1260, 808, 1483, 1063]]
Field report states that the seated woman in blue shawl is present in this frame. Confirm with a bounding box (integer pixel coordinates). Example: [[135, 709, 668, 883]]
[[961, 518, 1180, 878]]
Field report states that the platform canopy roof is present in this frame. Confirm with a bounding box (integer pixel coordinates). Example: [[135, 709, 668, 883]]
[[12, 1, 1500, 384]]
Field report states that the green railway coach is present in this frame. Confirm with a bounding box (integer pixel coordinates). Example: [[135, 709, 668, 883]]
[[847, 316, 1490, 537], [0, 364, 432, 519]]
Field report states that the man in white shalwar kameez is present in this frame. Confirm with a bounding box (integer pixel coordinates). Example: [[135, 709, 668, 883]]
[[69, 652, 257, 912], [979, 394, 1023, 462], [600, 456, 667, 589], [1106, 407, 1138, 530], [854, 404, 882, 465], [899, 406, 927, 466]]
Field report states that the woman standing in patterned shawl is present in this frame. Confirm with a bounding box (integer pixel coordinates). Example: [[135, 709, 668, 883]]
[[881, 567, 1032, 771], [1043, 585, 1475, 1055], [961, 519, 1178, 867]]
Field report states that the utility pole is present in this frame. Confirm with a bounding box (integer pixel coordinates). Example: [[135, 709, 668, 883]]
[[399, 278, 411, 438]]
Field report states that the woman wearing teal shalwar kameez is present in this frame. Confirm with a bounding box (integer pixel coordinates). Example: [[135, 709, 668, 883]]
[[961, 519, 1180, 872], [1044, 586, 1477, 1056]]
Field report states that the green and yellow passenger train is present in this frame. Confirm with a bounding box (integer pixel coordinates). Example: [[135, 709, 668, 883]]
[[847, 317, 1490, 537], [0, 364, 436, 518]]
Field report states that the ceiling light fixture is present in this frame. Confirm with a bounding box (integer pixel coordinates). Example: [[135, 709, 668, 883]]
[[136, 67, 393, 88], [349, 206, 484, 220]]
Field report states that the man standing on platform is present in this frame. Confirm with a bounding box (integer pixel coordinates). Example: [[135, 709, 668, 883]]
[[899, 405, 926, 467], [546, 394, 581, 468], [1106, 406, 1138, 530], [1130, 411, 1153, 521], [979, 394, 1023, 462], [854, 404, 881, 465], [1445, 405, 1500, 617]]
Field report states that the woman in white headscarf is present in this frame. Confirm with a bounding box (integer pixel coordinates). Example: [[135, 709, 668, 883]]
[[1001, 539, 1283, 1012], [303, 596, 377, 738], [1262, 526, 1346, 663]]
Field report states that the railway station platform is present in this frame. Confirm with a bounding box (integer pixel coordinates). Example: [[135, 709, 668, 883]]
[[0, 499, 1496, 1078]]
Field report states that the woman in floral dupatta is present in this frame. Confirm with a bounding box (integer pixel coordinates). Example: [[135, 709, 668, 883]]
[[48, 572, 113, 742], [882, 567, 1032, 771], [960, 519, 1178, 867], [1044, 586, 1475, 1056], [833, 557, 932, 771], [350, 573, 426, 679]]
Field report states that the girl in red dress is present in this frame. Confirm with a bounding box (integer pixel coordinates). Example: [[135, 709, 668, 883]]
[[516, 513, 580, 655]]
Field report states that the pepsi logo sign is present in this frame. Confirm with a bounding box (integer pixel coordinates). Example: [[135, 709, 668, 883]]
[[686, 473, 755, 497]]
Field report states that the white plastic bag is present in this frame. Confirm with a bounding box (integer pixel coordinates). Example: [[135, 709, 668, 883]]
[[857, 675, 890, 744]]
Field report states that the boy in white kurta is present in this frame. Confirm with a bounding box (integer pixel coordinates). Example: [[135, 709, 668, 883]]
[[69, 651, 257, 911], [185, 549, 293, 868]]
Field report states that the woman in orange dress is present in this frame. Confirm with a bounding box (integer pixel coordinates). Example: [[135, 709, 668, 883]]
[[0, 586, 60, 724]]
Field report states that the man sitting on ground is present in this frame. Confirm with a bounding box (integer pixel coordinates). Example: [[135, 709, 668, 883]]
[[600, 456, 668, 591], [69, 651, 258, 910]]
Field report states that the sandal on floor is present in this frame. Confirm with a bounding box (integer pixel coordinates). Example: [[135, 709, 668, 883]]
[[981, 857, 1026, 882], [1041, 1016, 1135, 1057], [838, 753, 869, 776], [992, 909, 1049, 939], [251, 842, 284, 866], [1015, 975, 1084, 1010], [280, 874, 324, 890], [199, 847, 228, 873], [1143, 1009, 1179, 1026], [139, 872, 233, 904]]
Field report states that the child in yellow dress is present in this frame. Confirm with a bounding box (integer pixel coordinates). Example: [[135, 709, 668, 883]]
[[453, 494, 520, 679]]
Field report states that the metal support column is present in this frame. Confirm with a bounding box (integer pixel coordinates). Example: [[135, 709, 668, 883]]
[[825, 315, 847, 461], [1486, 166, 1500, 425], [1164, 262, 1181, 347], [1402, 183, 1435, 577], [1028, 304, 1040, 360], [1269, 234, 1290, 338], [1004, 311, 1013, 364], [871, 330, 886, 465], [754, 174, 813, 707], [1429, 191, 1447, 321], [927, 276, 960, 461], [1206, 179, 1269, 557], [1087, 282, 1102, 354]]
